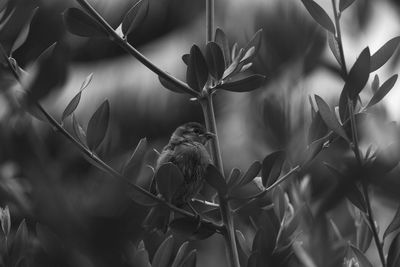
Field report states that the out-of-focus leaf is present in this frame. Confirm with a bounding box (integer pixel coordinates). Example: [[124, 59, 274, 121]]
[[205, 42, 225, 80], [154, 163, 184, 202], [11, 7, 37, 53], [86, 100, 110, 151], [371, 74, 379, 94], [204, 164, 227, 195], [186, 45, 208, 92], [346, 183, 367, 213], [36, 224, 63, 255], [387, 233, 400, 267], [170, 217, 215, 240], [123, 138, 147, 181], [63, 8, 107, 37], [171, 242, 189, 267], [178, 250, 196, 267], [370, 143, 400, 174], [357, 216, 372, 253], [314, 95, 350, 142], [159, 76, 186, 94], [214, 28, 230, 68], [300, 0, 336, 33], [0, 206, 10, 236], [218, 74, 265, 92], [34, 43, 56, 65], [236, 230, 251, 257], [384, 205, 400, 240], [272, 187, 286, 221], [261, 151, 285, 187], [72, 114, 87, 146], [339, 0, 356, 12], [10, 219, 28, 265], [132, 249, 151, 267], [239, 161, 261, 186], [370, 37, 400, 72], [343, 47, 370, 100], [366, 74, 397, 108], [308, 111, 329, 143], [152, 236, 174, 267], [350, 245, 373, 267], [121, 0, 149, 38], [327, 32, 341, 66]]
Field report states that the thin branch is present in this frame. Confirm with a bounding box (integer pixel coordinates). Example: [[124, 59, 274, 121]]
[[75, 0, 199, 97]]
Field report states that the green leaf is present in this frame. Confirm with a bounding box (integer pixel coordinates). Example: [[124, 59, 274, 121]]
[[384, 205, 400, 240], [350, 245, 373, 267], [63, 8, 107, 37], [79, 72, 94, 91], [300, 0, 336, 33], [214, 28, 231, 68], [10, 219, 28, 266], [371, 74, 379, 94], [357, 215, 372, 252], [178, 250, 196, 267], [158, 76, 187, 94], [239, 161, 261, 186], [241, 29, 263, 65], [366, 74, 397, 108], [339, 0, 356, 12], [152, 236, 174, 267], [205, 42, 225, 80], [204, 164, 227, 195], [314, 95, 350, 142], [72, 114, 87, 146], [171, 242, 189, 267], [272, 187, 286, 221], [11, 7, 38, 53], [132, 249, 151, 267], [343, 47, 371, 100], [261, 151, 285, 187], [62, 91, 82, 122], [327, 32, 341, 66], [121, 0, 149, 38], [387, 232, 400, 267], [86, 100, 110, 151], [236, 230, 251, 257], [186, 45, 209, 92], [218, 74, 265, 92], [154, 163, 184, 202], [370, 36, 400, 72], [123, 138, 147, 181], [227, 167, 241, 188]]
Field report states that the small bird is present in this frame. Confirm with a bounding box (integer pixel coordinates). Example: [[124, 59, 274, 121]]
[[144, 122, 214, 232]]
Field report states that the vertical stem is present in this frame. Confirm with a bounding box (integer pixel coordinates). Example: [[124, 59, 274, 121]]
[[206, 0, 215, 43], [331, 0, 347, 76]]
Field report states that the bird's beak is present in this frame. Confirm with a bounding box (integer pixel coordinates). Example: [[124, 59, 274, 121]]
[[203, 132, 216, 140]]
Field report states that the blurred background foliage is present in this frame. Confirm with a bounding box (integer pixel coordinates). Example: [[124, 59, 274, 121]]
[[2, 0, 400, 266]]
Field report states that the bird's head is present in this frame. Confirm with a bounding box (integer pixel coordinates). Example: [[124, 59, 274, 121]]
[[170, 122, 215, 145]]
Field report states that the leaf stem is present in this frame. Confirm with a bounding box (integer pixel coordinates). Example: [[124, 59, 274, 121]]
[[75, 0, 199, 97]]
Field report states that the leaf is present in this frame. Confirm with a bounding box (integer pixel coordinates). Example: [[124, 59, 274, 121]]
[[152, 236, 174, 267], [218, 74, 265, 92], [300, 0, 336, 33], [327, 32, 341, 66], [343, 47, 371, 100], [371, 74, 379, 94], [159, 76, 186, 94], [178, 250, 196, 267], [171, 242, 189, 267], [121, 0, 149, 37], [314, 95, 350, 142], [357, 215, 373, 252], [261, 151, 285, 187], [80, 72, 94, 91], [272, 187, 286, 221], [350, 245, 373, 267], [0, 206, 10, 236], [384, 205, 400, 240], [186, 45, 209, 92], [236, 230, 251, 257], [154, 163, 184, 202], [215, 28, 231, 68], [239, 161, 261, 186], [227, 168, 241, 188], [62, 91, 82, 122], [241, 29, 263, 65], [366, 74, 398, 108], [205, 42, 225, 80], [123, 138, 147, 181], [387, 233, 400, 267], [86, 100, 110, 151], [346, 183, 367, 213], [339, 0, 356, 12], [132, 249, 152, 267], [63, 8, 107, 37], [72, 114, 87, 146], [370, 36, 400, 72], [204, 164, 227, 195], [11, 7, 38, 53], [10, 219, 28, 265]]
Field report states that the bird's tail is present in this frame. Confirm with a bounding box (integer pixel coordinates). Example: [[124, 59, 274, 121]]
[[142, 204, 172, 233]]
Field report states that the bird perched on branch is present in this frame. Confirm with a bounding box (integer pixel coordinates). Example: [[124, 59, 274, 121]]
[[143, 122, 214, 232]]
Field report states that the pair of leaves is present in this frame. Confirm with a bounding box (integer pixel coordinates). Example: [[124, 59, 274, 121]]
[[154, 163, 184, 202], [366, 74, 398, 108], [261, 151, 285, 188], [121, 0, 149, 38], [64, 8, 107, 38]]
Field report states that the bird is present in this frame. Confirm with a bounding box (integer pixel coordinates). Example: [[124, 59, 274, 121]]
[[143, 122, 214, 232]]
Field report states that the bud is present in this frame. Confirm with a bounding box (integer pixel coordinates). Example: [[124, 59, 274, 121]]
[[0, 206, 11, 236]]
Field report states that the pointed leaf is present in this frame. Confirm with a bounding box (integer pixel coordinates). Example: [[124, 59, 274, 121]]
[[239, 161, 261, 186], [346, 183, 367, 213], [205, 42, 225, 80], [370, 36, 400, 72], [300, 0, 336, 33], [132, 249, 152, 267], [350, 245, 373, 267], [72, 114, 87, 146], [384, 205, 400, 240], [261, 151, 285, 187], [339, 0, 356, 12], [122, 0, 149, 37], [366, 74, 397, 108], [227, 167, 241, 188], [215, 28, 231, 68], [62, 91, 82, 122], [186, 45, 208, 91], [327, 32, 341, 66], [11, 7, 38, 53], [344, 47, 371, 100], [178, 250, 196, 267], [86, 100, 110, 151], [80, 73, 94, 91], [152, 236, 174, 267], [154, 163, 184, 202], [63, 8, 107, 37], [204, 164, 227, 195], [159, 76, 186, 94], [315, 95, 350, 142], [387, 232, 400, 267], [357, 216, 373, 252], [218, 74, 265, 92], [123, 138, 147, 181], [371, 74, 379, 93], [171, 242, 189, 267], [241, 29, 263, 65], [10, 219, 28, 265]]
